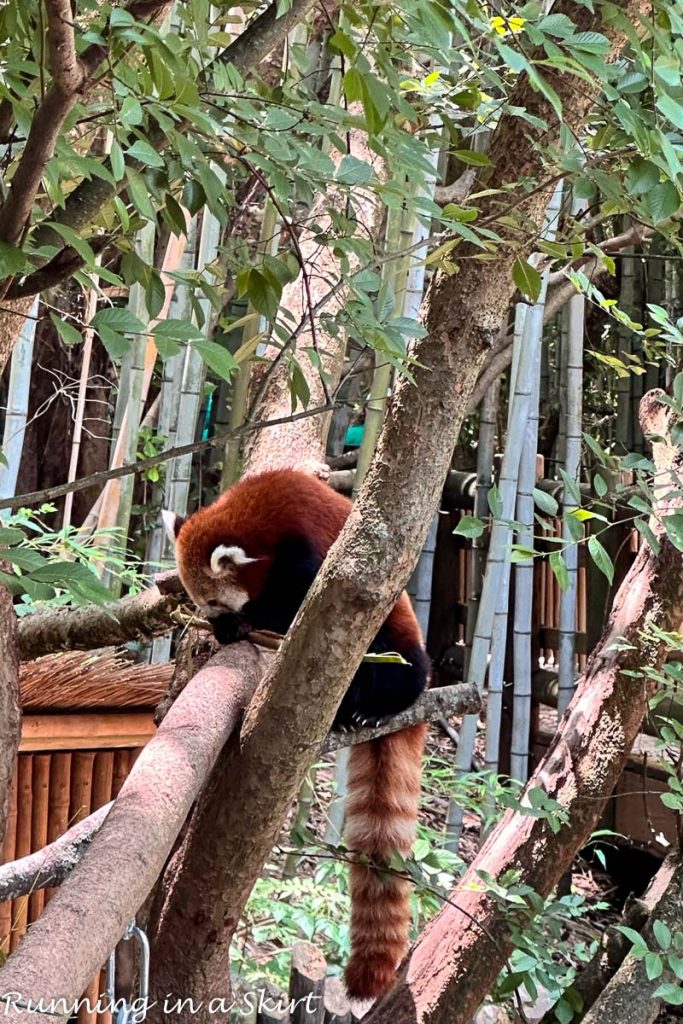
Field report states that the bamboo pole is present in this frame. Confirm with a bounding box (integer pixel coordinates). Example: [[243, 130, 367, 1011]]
[[463, 380, 500, 679], [509, 182, 564, 783], [557, 196, 587, 717], [446, 183, 564, 848], [62, 287, 99, 529], [0, 299, 39, 502]]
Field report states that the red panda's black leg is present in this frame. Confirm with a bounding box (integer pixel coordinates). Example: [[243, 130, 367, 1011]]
[[333, 631, 430, 731]]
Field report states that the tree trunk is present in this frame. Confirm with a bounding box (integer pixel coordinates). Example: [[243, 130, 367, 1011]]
[[143, 2, 648, 1015], [0, 580, 20, 845], [242, 125, 384, 475], [363, 390, 683, 1024]]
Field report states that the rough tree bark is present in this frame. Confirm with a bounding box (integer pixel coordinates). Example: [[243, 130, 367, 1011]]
[[362, 390, 683, 1024], [0, 581, 20, 846], [140, 2, 649, 1016]]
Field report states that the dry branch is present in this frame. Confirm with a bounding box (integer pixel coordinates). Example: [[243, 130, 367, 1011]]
[[0, 644, 268, 1021], [0, 802, 111, 903], [16, 585, 185, 661], [541, 856, 679, 1024], [363, 390, 683, 1024], [0, 683, 478, 905], [323, 683, 480, 751]]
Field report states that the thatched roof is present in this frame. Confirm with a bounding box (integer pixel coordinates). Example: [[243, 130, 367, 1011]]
[[19, 649, 173, 711]]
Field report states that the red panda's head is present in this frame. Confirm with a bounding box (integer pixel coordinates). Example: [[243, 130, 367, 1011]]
[[162, 509, 269, 621]]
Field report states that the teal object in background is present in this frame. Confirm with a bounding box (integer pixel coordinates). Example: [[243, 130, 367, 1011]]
[[344, 424, 364, 448]]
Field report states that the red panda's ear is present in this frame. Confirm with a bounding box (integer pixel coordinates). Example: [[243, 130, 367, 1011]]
[[162, 510, 185, 544]]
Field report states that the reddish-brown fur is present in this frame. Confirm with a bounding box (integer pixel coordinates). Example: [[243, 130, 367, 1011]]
[[173, 469, 426, 1000]]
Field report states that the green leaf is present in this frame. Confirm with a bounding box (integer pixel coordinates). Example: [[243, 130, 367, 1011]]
[[343, 67, 363, 103], [125, 166, 156, 219], [645, 952, 664, 980], [550, 550, 569, 591], [50, 313, 82, 346], [657, 94, 683, 132], [653, 919, 672, 951], [110, 140, 125, 182], [626, 158, 660, 195], [193, 339, 237, 380], [92, 307, 145, 336], [587, 535, 613, 584], [336, 155, 374, 185], [652, 982, 683, 1006], [533, 488, 558, 516], [643, 182, 680, 225], [0, 242, 30, 278], [488, 483, 503, 518], [454, 515, 485, 539], [0, 527, 26, 546], [127, 139, 166, 168], [513, 258, 542, 302], [452, 149, 491, 167], [663, 512, 683, 553]]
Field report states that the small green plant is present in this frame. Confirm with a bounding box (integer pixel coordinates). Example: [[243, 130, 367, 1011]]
[[488, 871, 607, 1022], [617, 918, 683, 1005], [0, 505, 146, 610]]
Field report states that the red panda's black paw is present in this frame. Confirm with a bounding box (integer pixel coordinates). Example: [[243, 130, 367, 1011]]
[[211, 613, 250, 645]]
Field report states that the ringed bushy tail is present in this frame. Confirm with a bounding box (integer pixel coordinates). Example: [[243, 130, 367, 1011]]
[[343, 723, 427, 1001]]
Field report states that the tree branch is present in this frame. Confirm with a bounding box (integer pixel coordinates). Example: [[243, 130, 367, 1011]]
[[0, 803, 111, 903], [581, 855, 682, 1024], [0, 580, 20, 847], [0, 644, 268, 1020], [16, 583, 184, 661], [0, 401, 334, 512], [0, 683, 479, 904]]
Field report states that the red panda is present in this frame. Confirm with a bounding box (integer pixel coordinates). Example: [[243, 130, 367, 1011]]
[[163, 468, 430, 1001]]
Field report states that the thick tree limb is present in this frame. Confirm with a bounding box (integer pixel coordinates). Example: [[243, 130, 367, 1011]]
[[363, 390, 682, 1024], [141, 3, 647, 1016], [581, 856, 683, 1024], [16, 585, 185, 661], [0, 581, 20, 847], [0, 683, 479, 904], [0, 644, 267, 1022]]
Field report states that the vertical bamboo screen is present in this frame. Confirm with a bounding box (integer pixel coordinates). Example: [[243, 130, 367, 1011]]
[[0, 745, 144, 1024]]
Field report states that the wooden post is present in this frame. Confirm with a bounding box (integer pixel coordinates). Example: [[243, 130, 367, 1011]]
[[45, 753, 72, 904], [0, 771, 18, 952], [28, 755, 50, 920], [10, 757, 33, 950], [322, 978, 352, 1024], [288, 941, 326, 1024]]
